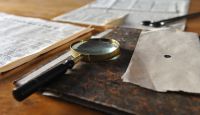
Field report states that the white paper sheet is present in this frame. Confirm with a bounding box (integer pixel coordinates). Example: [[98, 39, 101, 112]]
[[111, 0, 137, 10], [90, 0, 116, 8], [53, 0, 190, 30], [122, 29, 200, 93], [117, 0, 190, 30], [53, 6, 128, 27], [0, 13, 90, 73]]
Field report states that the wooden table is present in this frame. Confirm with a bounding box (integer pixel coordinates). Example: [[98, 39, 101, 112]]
[[0, 0, 200, 115]]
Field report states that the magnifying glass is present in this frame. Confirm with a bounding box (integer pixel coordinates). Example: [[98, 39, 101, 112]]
[[13, 38, 120, 101]]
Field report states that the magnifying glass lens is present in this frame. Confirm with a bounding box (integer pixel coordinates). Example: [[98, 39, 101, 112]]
[[72, 39, 118, 55]]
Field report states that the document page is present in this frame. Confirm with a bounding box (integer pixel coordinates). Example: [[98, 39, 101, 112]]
[[53, 7, 128, 26], [0, 13, 91, 73], [53, 0, 190, 30], [53, 0, 128, 27], [90, 0, 116, 8]]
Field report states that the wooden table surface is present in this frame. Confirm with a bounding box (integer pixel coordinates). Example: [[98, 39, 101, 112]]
[[0, 0, 200, 115]]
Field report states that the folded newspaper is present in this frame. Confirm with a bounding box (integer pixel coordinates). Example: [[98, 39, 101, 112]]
[[0, 13, 93, 73]]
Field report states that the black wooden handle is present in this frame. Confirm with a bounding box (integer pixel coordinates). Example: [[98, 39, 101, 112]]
[[13, 60, 75, 101], [161, 12, 200, 23]]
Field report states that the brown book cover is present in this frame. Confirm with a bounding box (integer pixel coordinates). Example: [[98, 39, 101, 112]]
[[18, 28, 200, 115]]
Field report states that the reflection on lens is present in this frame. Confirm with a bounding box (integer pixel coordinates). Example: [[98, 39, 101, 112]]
[[72, 39, 118, 55]]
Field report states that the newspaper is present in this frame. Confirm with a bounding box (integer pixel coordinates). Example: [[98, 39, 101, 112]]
[[122, 29, 200, 93], [53, 0, 190, 30], [0, 13, 91, 73], [53, 6, 128, 27]]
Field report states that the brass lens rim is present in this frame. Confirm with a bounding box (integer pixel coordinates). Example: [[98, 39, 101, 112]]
[[70, 38, 120, 62]]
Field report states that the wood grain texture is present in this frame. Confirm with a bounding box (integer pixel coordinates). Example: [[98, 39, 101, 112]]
[[0, 0, 200, 115], [0, 0, 93, 20], [186, 0, 200, 34]]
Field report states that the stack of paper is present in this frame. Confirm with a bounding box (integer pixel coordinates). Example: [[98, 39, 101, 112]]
[[0, 13, 92, 73], [53, 6, 128, 29], [53, 0, 190, 30]]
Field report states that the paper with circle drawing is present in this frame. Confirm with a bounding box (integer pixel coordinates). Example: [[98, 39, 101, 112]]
[[122, 29, 200, 93]]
